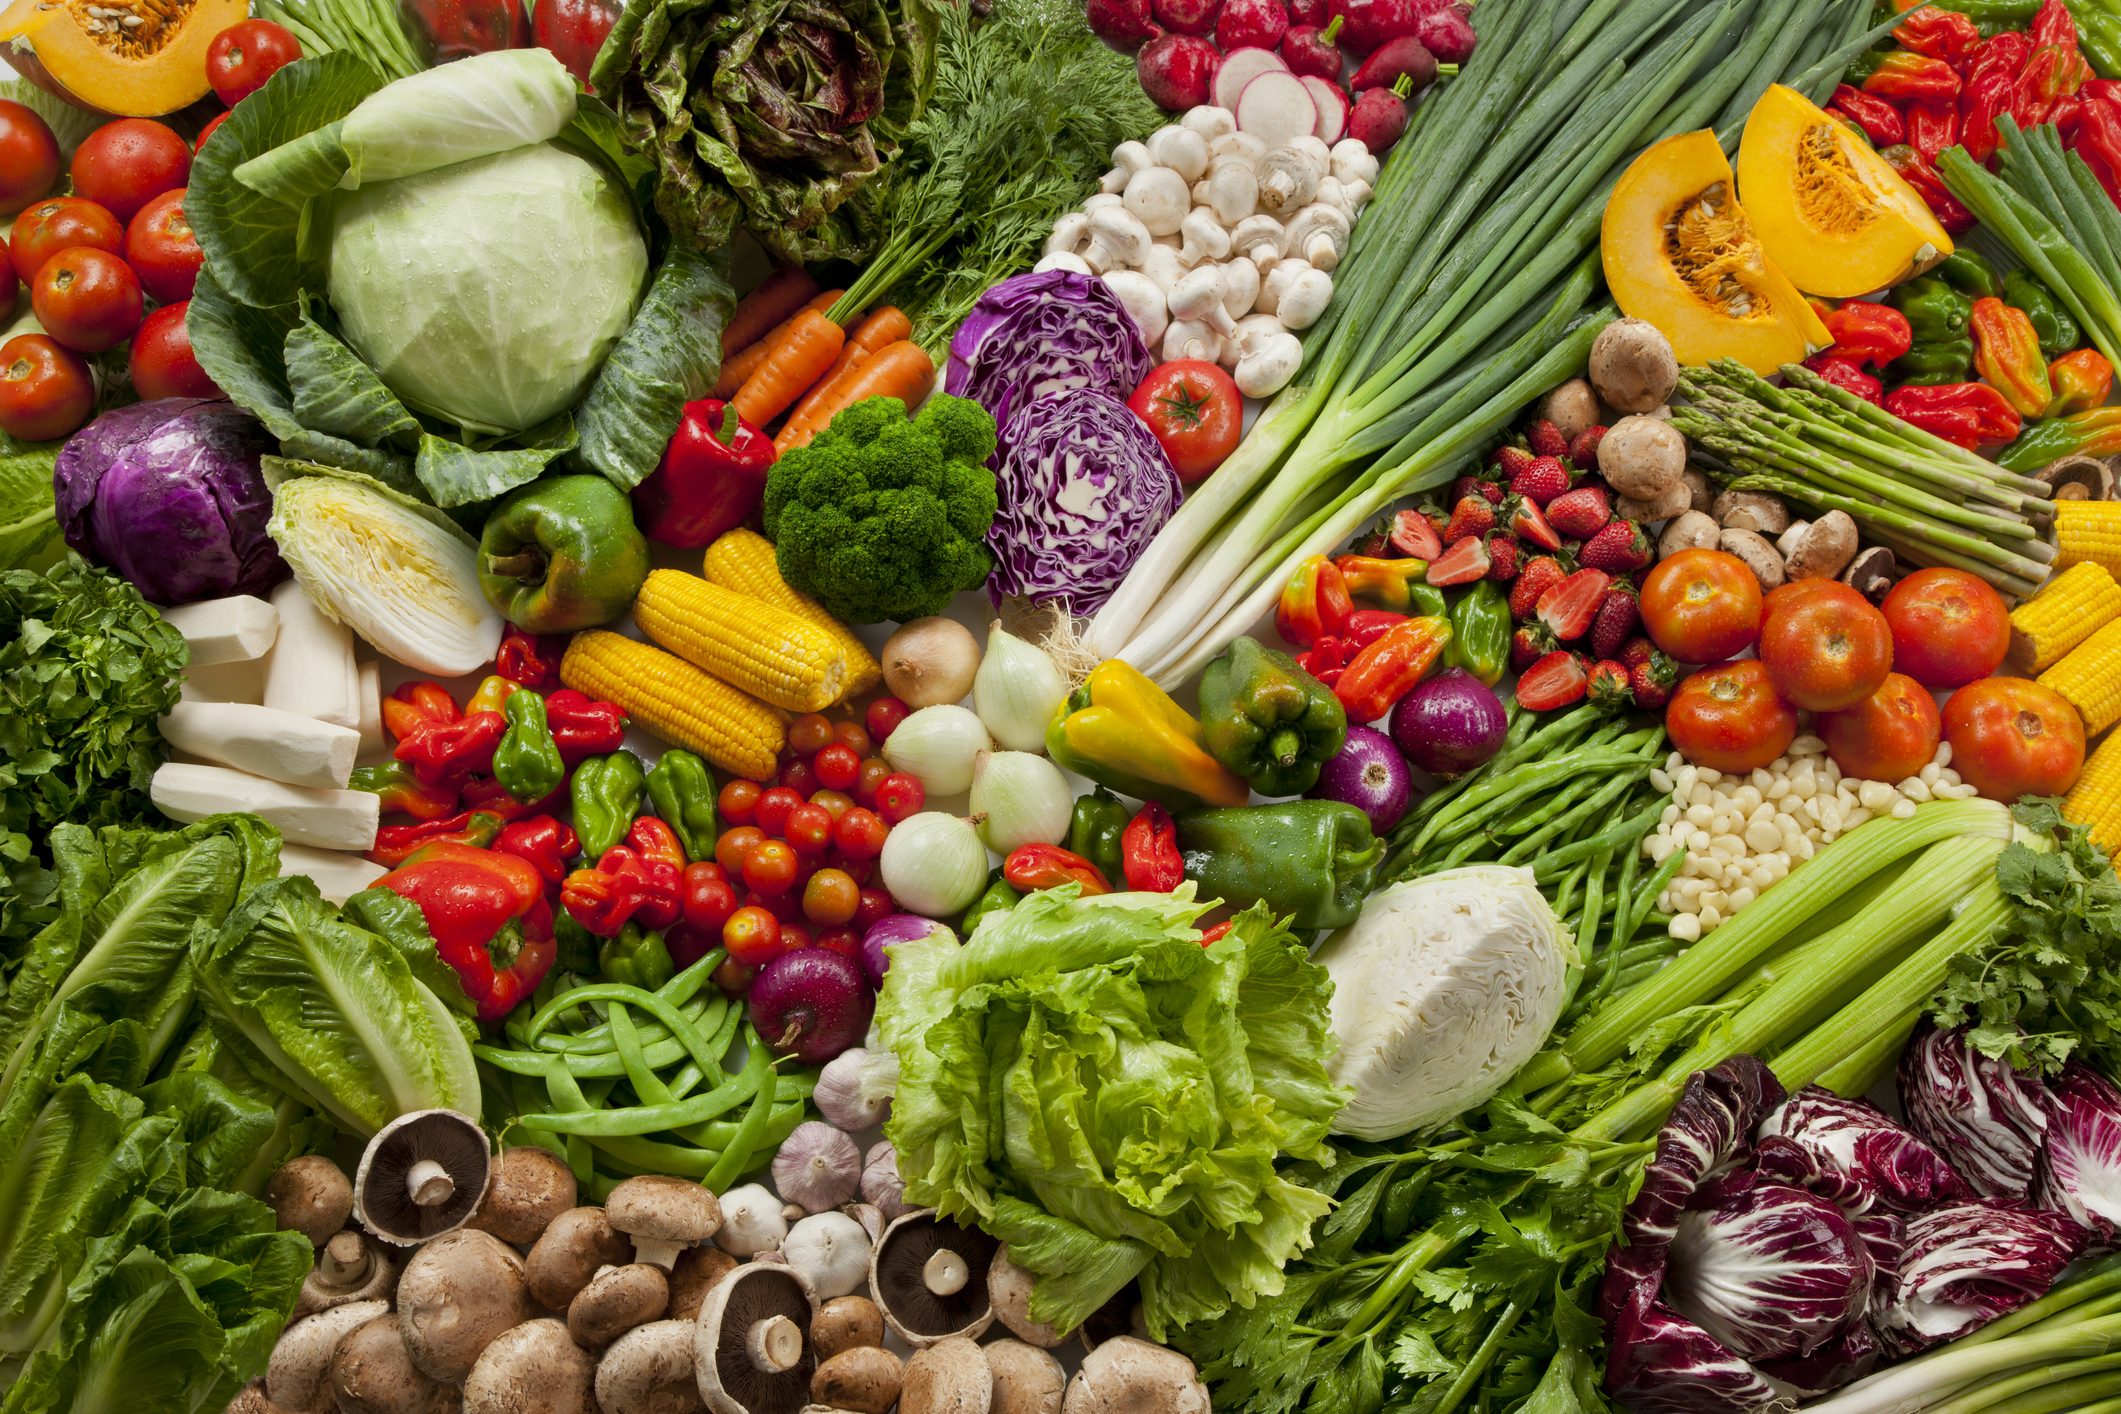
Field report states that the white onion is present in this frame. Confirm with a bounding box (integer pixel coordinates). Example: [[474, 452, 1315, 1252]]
[[881, 704, 992, 794], [883, 616, 982, 708], [971, 751, 1072, 854], [878, 812, 990, 917], [972, 624, 1069, 752]]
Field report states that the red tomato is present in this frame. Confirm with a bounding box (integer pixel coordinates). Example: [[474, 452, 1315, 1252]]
[[0, 334, 92, 442], [32, 248, 141, 353], [802, 868, 859, 927], [853, 886, 895, 931], [1882, 568, 2010, 688], [205, 20, 303, 107], [195, 112, 235, 153], [813, 743, 860, 791], [1128, 359, 1243, 482], [125, 189, 202, 304], [721, 905, 783, 967], [866, 695, 910, 742], [0, 101, 59, 216], [1760, 578, 1865, 626], [1757, 591, 1892, 712], [129, 303, 222, 401], [714, 825, 765, 873], [742, 838, 800, 895], [71, 121, 190, 225], [875, 772, 925, 824], [534, 0, 622, 88], [1639, 549, 1764, 663], [1941, 677, 2086, 802], [1665, 660, 1799, 773], [1818, 673, 1942, 782], [9, 198, 122, 287], [401, 0, 533, 64], [755, 786, 804, 838], [784, 804, 834, 857], [680, 862, 739, 935], [833, 807, 888, 860]]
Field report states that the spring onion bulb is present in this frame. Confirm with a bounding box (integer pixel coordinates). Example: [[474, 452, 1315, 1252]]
[[973, 623, 1069, 752], [970, 751, 1072, 854], [881, 705, 992, 794], [878, 813, 990, 918]]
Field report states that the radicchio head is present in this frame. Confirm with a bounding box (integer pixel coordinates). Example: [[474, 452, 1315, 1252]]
[[1874, 1200, 2090, 1356], [1664, 1182, 1876, 1363], [1899, 1022, 2051, 1201], [1755, 1086, 1973, 1215], [2033, 1062, 2121, 1237]]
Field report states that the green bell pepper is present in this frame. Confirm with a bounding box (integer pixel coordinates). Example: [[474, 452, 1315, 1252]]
[[646, 749, 718, 865], [495, 688, 564, 804], [1066, 788, 1131, 887], [1198, 636, 1348, 797], [1934, 249, 2002, 300], [573, 750, 647, 860], [1175, 800, 1384, 931], [2001, 269, 2081, 361], [1889, 275, 1976, 386], [598, 923, 674, 990], [477, 475, 651, 634], [1445, 580, 1510, 688], [553, 911, 600, 975], [960, 874, 1022, 938]]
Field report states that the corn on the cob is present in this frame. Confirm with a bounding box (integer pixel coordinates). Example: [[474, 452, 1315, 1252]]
[[632, 570, 845, 713], [2039, 617, 2121, 734], [2055, 501, 2121, 577], [2066, 730, 2121, 857], [701, 528, 881, 697], [2008, 562, 2121, 673], [562, 631, 785, 779]]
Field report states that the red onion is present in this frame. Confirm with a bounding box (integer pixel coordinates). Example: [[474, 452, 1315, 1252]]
[[859, 914, 955, 990], [1308, 725, 1414, 834], [1390, 667, 1507, 777], [749, 950, 875, 1065]]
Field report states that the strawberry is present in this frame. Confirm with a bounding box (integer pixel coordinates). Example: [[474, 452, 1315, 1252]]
[[1442, 495, 1497, 544], [1452, 475, 1504, 506], [1420, 503, 1451, 539], [1618, 635, 1657, 670], [1427, 535, 1492, 585], [1510, 623, 1555, 674], [1527, 419, 1570, 459], [1389, 508, 1442, 560], [1491, 444, 1535, 479], [1569, 425, 1607, 471], [1580, 518, 1653, 574], [1350, 517, 1393, 557], [1588, 659, 1633, 709], [1546, 486, 1610, 538], [1590, 583, 1640, 660], [1505, 496, 1561, 551], [1486, 534, 1519, 581], [1629, 652, 1678, 710], [1536, 567, 1612, 640], [1518, 650, 1590, 710], [1508, 456, 1572, 507], [1509, 554, 1569, 619]]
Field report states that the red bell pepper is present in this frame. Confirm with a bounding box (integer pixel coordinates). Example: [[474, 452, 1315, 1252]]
[[1821, 302, 1913, 366], [349, 759, 461, 822], [1831, 85, 1906, 146], [375, 841, 556, 1022], [1800, 353, 1886, 405], [366, 810, 507, 867], [1883, 382, 2024, 448], [1905, 100, 1960, 164], [1863, 51, 1962, 104], [1893, 4, 1979, 61], [545, 689, 628, 766], [1294, 635, 1346, 687], [561, 816, 686, 937], [1334, 615, 1453, 722], [496, 627, 567, 692], [461, 774, 570, 823], [1120, 802, 1184, 892], [1276, 554, 1354, 648], [495, 815, 579, 885], [385, 681, 505, 788], [1333, 555, 1432, 613], [1003, 843, 1112, 895], [629, 399, 777, 549]]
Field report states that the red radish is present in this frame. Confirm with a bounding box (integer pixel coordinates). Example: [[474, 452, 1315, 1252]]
[[1518, 651, 1590, 710], [1213, 46, 1290, 110], [1281, 15, 1345, 78], [1415, 0, 1476, 62], [1217, 0, 1290, 52], [1349, 78, 1411, 153], [1328, 0, 1422, 51], [1300, 76, 1349, 140], [1236, 69, 1319, 146], [1351, 34, 1435, 91], [1289, 0, 1331, 24], [1536, 567, 1613, 640], [1427, 536, 1491, 586], [1140, 34, 1223, 109], [1153, 0, 1221, 37], [1389, 507, 1441, 559], [1089, 0, 1163, 50]]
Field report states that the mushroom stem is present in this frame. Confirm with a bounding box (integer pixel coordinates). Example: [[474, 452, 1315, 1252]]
[[749, 1314, 803, 1374], [633, 1237, 684, 1271], [923, 1250, 969, 1297], [405, 1160, 454, 1208], [320, 1231, 369, 1285]]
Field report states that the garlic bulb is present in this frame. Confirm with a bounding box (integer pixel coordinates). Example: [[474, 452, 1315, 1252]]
[[815, 1048, 889, 1130], [862, 1142, 908, 1221], [973, 624, 1069, 752], [771, 1122, 863, 1213]]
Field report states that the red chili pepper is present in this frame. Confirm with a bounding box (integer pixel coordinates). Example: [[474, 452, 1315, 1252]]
[[1120, 802, 1184, 893], [544, 688, 628, 767], [1198, 920, 1234, 947], [1344, 609, 1408, 649], [1831, 85, 1906, 146], [2017, 1, 2093, 126], [374, 841, 555, 1021], [461, 774, 570, 823], [1333, 555, 1432, 614], [2079, 91, 2121, 207], [1905, 100, 1961, 164], [1003, 843, 1112, 895], [1884, 382, 2024, 448], [561, 816, 687, 937], [1294, 635, 1347, 686], [366, 810, 508, 868], [1880, 145, 1978, 233], [1821, 301, 1913, 367], [629, 398, 778, 549], [350, 759, 462, 822], [1275, 554, 1354, 648], [385, 681, 505, 788], [1800, 353, 1885, 406], [1893, 4, 1980, 61], [1863, 51, 1962, 104], [496, 627, 567, 691], [494, 815, 579, 886], [1334, 615, 1453, 723]]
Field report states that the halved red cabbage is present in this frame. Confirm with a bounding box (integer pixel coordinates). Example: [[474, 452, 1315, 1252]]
[[2033, 1062, 2121, 1236], [1664, 1182, 1875, 1362], [1874, 1200, 2089, 1355], [944, 270, 1155, 452], [1898, 1022, 2050, 1201], [1755, 1086, 1972, 1215]]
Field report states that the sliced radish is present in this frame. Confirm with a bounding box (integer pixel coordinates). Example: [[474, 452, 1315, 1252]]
[[1214, 46, 1290, 114], [1301, 76, 1348, 143], [1236, 70, 1318, 149]]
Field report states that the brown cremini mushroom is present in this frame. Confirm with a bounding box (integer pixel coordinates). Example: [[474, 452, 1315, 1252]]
[[986, 1340, 1066, 1414], [1588, 318, 1679, 414], [462, 1319, 597, 1414], [265, 1299, 393, 1413], [669, 1245, 742, 1323], [1781, 510, 1860, 581], [1615, 485, 1693, 524], [696, 1262, 821, 1414], [327, 1313, 460, 1414], [899, 1336, 992, 1414], [569, 1262, 670, 1347], [1599, 416, 1686, 502], [297, 1229, 398, 1317], [811, 1345, 904, 1414], [1061, 1337, 1209, 1414], [2041, 454, 2115, 502], [988, 1247, 1071, 1348], [1537, 377, 1599, 440], [355, 1109, 492, 1246], [396, 1229, 540, 1384], [469, 1146, 578, 1246], [1658, 510, 1721, 559], [1841, 546, 1897, 606], [810, 1295, 885, 1360], [1719, 528, 1786, 592], [870, 1210, 997, 1348], [224, 1378, 289, 1414], [527, 1207, 635, 1312], [1712, 489, 1792, 536], [267, 1155, 354, 1248], [596, 1319, 707, 1414], [606, 1175, 723, 1270], [1681, 466, 1716, 513]]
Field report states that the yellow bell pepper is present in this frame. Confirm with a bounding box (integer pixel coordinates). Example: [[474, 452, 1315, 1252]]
[[1046, 660, 1251, 812]]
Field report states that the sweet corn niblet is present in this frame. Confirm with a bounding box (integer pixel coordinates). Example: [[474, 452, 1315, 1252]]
[[2039, 616, 2121, 735], [562, 631, 785, 779], [632, 570, 846, 713], [2066, 730, 2121, 858], [2008, 561, 2121, 674], [2055, 500, 2121, 577], [702, 528, 881, 697]]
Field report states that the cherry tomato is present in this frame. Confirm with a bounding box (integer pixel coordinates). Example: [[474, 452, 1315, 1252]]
[[206, 20, 303, 107], [754, 786, 804, 839], [788, 712, 834, 755], [32, 248, 141, 353], [834, 721, 873, 758], [1942, 677, 2086, 802], [714, 825, 765, 874], [803, 868, 859, 927], [70, 120, 190, 225], [779, 756, 820, 797], [0, 334, 90, 442], [680, 861, 739, 935], [718, 778, 762, 826], [743, 838, 800, 895], [815, 925, 861, 960], [1665, 659, 1799, 773], [854, 886, 896, 931], [834, 855, 875, 887], [778, 921, 815, 951], [0, 101, 59, 216], [713, 956, 756, 997], [533, 0, 622, 88], [814, 742, 860, 791], [125, 189, 202, 304], [722, 905, 782, 967], [807, 789, 853, 822], [746, 887, 804, 925], [1640, 549, 1764, 663], [195, 112, 234, 153], [875, 773, 925, 825], [852, 757, 892, 807], [1128, 359, 1242, 482], [834, 807, 889, 860], [10, 197, 122, 286], [1818, 673, 1942, 783], [866, 696, 911, 742], [1882, 568, 2011, 689], [784, 803, 834, 857], [129, 302, 221, 401], [1757, 591, 1892, 712], [664, 920, 719, 969]]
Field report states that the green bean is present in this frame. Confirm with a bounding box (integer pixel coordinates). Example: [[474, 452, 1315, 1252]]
[[1418, 748, 1650, 852], [609, 1004, 672, 1107], [1398, 706, 1596, 832], [702, 1031, 779, 1191], [478, 1033, 693, 1078], [1500, 771, 1643, 864], [525, 983, 727, 1077], [674, 1100, 808, 1152], [522, 952, 724, 1041], [1623, 847, 1688, 941], [1575, 847, 1611, 958], [521, 1045, 772, 1136], [1492, 770, 1606, 837], [588, 1133, 723, 1177], [1610, 828, 1640, 948], [1534, 800, 1664, 880], [519, 993, 722, 1057]]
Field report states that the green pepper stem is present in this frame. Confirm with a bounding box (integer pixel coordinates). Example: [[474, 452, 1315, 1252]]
[[484, 549, 546, 582], [718, 402, 741, 445], [1267, 727, 1305, 769]]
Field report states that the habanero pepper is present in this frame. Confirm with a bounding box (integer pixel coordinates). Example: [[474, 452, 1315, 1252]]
[[1970, 297, 2055, 418], [1893, 4, 1979, 60], [348, 759, 461, 822], [496, 626, 566, 691], [1198, 635, 1349, 796], [1935, 248, 2004, 300], [374, 840, 556, 1022], [2017, 0, 2093, 126], [561, 815, 686, 937], [2049, 348, 2115, 416], [1333, 555, 1448, 616], [959, 874, 1021, 937], [1962, 67, 2018, 164], [1995, 406, 2121, 471], [572, 750, 649, 860], [465, 674, 516, 716], [1276, 554, 1354, 648], [460, 773, 568, 823], [1863, 50, 1962, 104], [1800, 353, 1886, 405], [495, 688, 566, 804], [629, 399, 778, 550], [1446, 579, 1512, 687], [1003, 843, 1112, 895], [1294, 636, 1346, 687], [366, 809, 506, 867], [1884, 382, 2024, 448], [2080, 13, 2121, 80], [1822, 301, 1914, 367], [494, 814, 578, 886], [1066, 787, 1131, 887], [1346, 609, 1407, 648], [1831, 84, 1906, 146], [1334, 615, 1453, 723], [645, 748, 719, 864], [2001, 269, 2080, 360], [1905, 101, 1961, 164], [545, 689, 628, 767], [598, 922, 675, 990], [1121, 802, 1184, 893], [1888, 274, 1976, 385], [2075, 89, 2121, 207], [385, 680, 506, 788], [1880, 145, 1978, 233]]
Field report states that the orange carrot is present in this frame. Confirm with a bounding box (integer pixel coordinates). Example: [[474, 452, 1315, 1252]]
[[731, 309, 846, 428], [722, 266, 819, 355], [847, 305, 912, 353], [778, 341, 935, 451], [713, 289, 845, 396], [776, 343, 872, 453]]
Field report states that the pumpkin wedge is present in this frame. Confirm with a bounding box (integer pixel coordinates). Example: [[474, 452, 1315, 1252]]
[[0, 0, 246, 117], [1736, 84, 1951, 297], [1602, 129, 1831, 375]]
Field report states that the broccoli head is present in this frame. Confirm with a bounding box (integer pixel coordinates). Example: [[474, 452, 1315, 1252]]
[[763, 393, 1000, 625]]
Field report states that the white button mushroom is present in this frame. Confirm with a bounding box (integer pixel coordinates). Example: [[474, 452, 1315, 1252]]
[[1043, 212, 1089, 258], [1100, 139, 1152, 194], [1163, 318, 1222, 364], [1207, 130, 1266, 165], [1256, 256, 1314, 315], [1177, 206, 1232, 266], [1314, 175, 1368, 219], [1330, 137, 1380, 185], [1137, 243, 1189, 294], [1218, 256, 1261, 320], [1147, 125, 1209, 182], [1257, 146, 1323, 212], [1033, 251, 1092, 274], [1288, 133, 1333, 171], [1197, 155, 1259, 225], [1082, 192, 1123, 213], [1082, 206, 1152, 272], [1235, 330, 1304, 397], [1231, 214, 1287, 271], [1167, 264, 1236, 337], [1283, 202, 1351, 272], [1122, 165, 1190, 237], [1101, 270, 1169, 348], [1275, 266, 1334, 329], [1182, 104, 1237, 141]]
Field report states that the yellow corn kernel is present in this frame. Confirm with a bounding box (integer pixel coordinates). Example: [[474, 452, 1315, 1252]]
[[561, 631, 785, 779], [702, 528, 881, 697], [2039, 617, 2121, 734], [2009, 562, 2121, 674], [632, 570, 845, 714], [2066, 730, 2121, 859], [2055, 501, 2121, 577]]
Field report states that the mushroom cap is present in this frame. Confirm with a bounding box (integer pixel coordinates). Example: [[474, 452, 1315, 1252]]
[[225, 1379, 287, 1414], [267, 1300, 393, 1414], [899, 1336, 992, 1414], [297, 1230, 398, 1317], [810, 1296, 885, 1361], [569, 1263, 671, 1348], [1075, 1287, 1140, 1352], [397, 1229, 539, 1384], [985, 1340, 1066, 1414], [470, 1146, 578, 1247], [988, 1247, 1072, 1349], [462, 1318, 596, 1414], [869, 1210, 997, 1348], [668, 1246, 741, 1324], [266, 1155, 354, 1248], [328, 1313, 460, 1414], [598, 1320, 707, 1414], [355, 1109, 491, 1246], [783, 1212, 872, 1301], [1062, 1338, 1209, 1414], [811, 1345, 904, 1414], [527, 1207, 636, 1312], [608, 1175, 724, 1245], [696, 1262, 821, 1414]]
